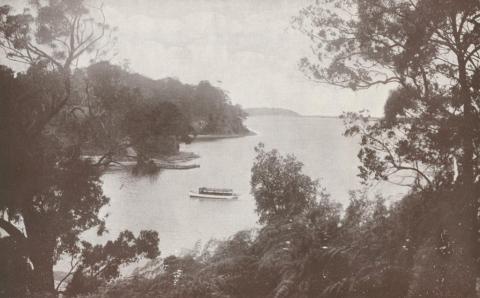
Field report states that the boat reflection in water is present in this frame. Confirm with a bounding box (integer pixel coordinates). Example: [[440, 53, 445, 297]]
[[189, 187, 239, 199]]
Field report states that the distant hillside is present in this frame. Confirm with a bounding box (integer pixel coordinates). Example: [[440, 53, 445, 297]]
[[80, 62, 249, 136], [245, 107, 301, 117]]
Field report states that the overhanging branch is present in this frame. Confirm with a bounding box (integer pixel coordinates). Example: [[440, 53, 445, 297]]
[[0, 217, 26, 243]]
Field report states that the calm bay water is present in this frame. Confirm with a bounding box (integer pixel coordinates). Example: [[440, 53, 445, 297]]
[[90, 116, 405, 256]]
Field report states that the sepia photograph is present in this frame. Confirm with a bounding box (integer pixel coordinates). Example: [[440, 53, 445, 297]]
[[0, 0, 479, 297]]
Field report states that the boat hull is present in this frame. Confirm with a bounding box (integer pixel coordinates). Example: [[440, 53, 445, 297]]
[[189, 191, 238, 199]]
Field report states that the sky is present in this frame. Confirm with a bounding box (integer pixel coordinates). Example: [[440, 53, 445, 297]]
[[1, 0, 393, 116]]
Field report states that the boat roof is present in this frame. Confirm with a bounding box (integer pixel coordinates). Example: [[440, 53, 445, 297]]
[[199, 187, 233, 193]]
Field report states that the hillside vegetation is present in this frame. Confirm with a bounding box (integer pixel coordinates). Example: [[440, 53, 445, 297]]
[[100, 65, 249, 136], [70, 61, 249, 160]]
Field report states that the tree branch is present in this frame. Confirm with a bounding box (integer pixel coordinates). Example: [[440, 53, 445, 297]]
[[55, 255, 80, 292], [0, 217, 26, 243]]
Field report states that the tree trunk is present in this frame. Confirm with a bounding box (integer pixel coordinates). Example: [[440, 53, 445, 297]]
[[29, 248, 55, 296], [458, 56, 479, 296], [23, 212, 56, 296]]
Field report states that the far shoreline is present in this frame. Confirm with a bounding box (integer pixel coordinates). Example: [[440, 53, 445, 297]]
[[193, 130, 257, 141]]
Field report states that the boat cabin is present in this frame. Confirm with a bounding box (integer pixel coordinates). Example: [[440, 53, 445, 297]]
[[199, 187, 234, 196]]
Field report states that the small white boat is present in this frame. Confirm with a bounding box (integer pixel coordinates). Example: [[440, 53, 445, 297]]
[[189, 187, 239, 199]]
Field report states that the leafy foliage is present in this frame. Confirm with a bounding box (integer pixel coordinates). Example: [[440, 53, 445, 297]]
[[294, 0, 480, 297], [295, 0, 480, 190], [115, 74, 249, 135], [0, 0, 114, 71], [65, 230, 159, 296], [0, 2, 168, 295], [295, 2, 480, 293], [251, 143, 325, 224]]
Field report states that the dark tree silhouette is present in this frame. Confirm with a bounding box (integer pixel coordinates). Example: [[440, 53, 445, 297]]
[[0, 2, 162, 296], [294, 0, 480, 294]]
